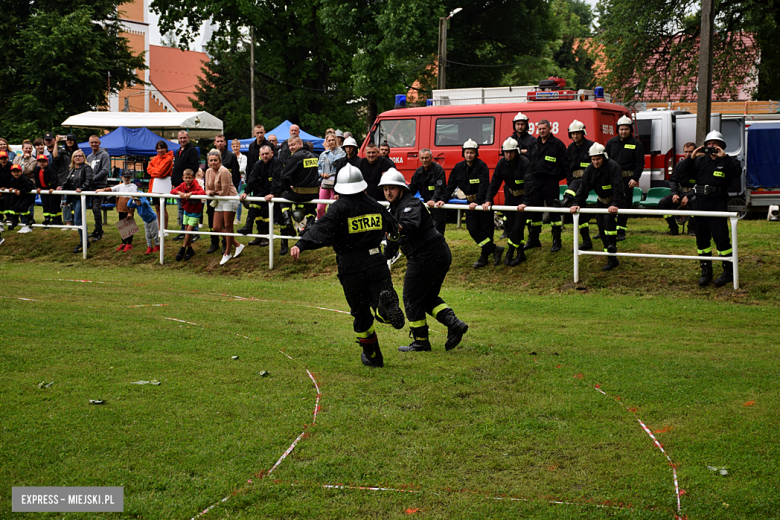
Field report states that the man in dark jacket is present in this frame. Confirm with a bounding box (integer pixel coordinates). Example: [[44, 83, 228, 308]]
[[658, 142, 696, 236], [509, 112, 537, 165], [214, 134, 239, 188], [484, 137, 531, 266], [408, 148, 447, 236], [278, 124, 314, 166], [172, 130, 200, 239], [358, 142, 394, 201], [569, 143, 625, 271], [520, 119, 568, 252], [246, 124, 277, 174], [291, 165, 405, 368], [380, 169, 468, 352], [605, 115, 645, 241], [278, 137, 320, 255], [87, 135, 111, 240], [238, 144, 282, 245], [678, 131, 741, 287], [562, 120, 596, 250], [437, 139, 503, 268]]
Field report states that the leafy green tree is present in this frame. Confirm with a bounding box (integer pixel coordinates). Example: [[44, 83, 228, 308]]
[[0, 0, 145, 140]]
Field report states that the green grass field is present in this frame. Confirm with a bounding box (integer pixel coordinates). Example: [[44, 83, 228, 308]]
[[1, 215, 779, 519]]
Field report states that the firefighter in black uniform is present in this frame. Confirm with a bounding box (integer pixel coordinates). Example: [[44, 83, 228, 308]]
[[679, 130, 741, 287], [658, 142, 696, 235], [570, 143, 625, 271], [278, 136, 320, 256], [291, 165, 405, 368], [605, 115, 645, 241], [509, 111, 537, 164], [408, 148, 447, 236], [379, 170, 468, 352], [483, 137, 531, 266], [436, 139, 504, 268], [562, 120, 596, 250], [519, 119, 568, 252], [5, 164, 36, 230], [239, 144, 282, 246]]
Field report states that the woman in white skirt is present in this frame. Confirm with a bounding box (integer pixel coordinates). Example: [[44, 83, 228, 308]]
[[148, 140, 174, 231], [205, 149, 244, 265]]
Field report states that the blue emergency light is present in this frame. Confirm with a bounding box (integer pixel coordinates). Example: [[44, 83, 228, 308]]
[[394, 95, 407, 109], [594, 86, 604, 99], [426, 99, 433, 106]]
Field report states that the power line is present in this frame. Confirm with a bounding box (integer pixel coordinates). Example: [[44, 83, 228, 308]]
[[445, 57, 541, 68]]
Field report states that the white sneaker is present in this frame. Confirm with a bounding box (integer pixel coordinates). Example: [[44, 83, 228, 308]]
[[0, 224, 5, 233], [390, 251, 402, 265], [18, 225, 32, 234], [234, 219, 240, 225], [0, 237, 4, 245], [220, 253, 232, 265], [164, 231, 170, 238], [234, 243, 245, 259]]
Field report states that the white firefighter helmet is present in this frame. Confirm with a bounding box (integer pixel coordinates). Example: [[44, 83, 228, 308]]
[[568, 119, 587, 137], [462, 139, 479, 158], [513, 112, 529, 123], [342, 136, 358, 148], [377, 168, 409, 190], [617, 115, 633, 127], [704, 130, 726, 148], [334, 164, 367, 195], [502, 137, 519, 152], [588, 142, 608, 159]]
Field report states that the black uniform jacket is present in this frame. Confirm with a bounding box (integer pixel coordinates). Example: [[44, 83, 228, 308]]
[[246, 157, 282, 198], [359, 156, 395, 201], [679, 153, 741, 209], [0, 162, 11, 188], [531, 135, 568, 179], [386, 192, 445, 259], [278, 139, 313, 166], [172, 143, 200, 187], [281, 149, 320, 192], [511, 130, 537, 165], [605, 135, 645, 181], [442, 158, 490, 204], [574, 158, 625, 208], [486, 155, 530, 205], [7, 175, 36, 210], [668, 160, 697, 198], [566, 139, 595, 185], [33, 164, 59, 190], [247, 138, 277, 174], [408, 162, 446, 202], [296, 192, 399, 275], [220, 149, 240, 188]]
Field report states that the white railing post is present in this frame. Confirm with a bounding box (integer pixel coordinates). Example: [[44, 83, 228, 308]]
[[81, 193, 88, 260], [573, 211, 579, 283], [730, 216, 739, 290], [268, 200, 275, 270]]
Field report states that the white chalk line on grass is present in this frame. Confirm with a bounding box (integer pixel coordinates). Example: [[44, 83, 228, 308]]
[[0, 296, 38, 301], [44, 278, 113, 284], [594, 384, 683, 516], [191, 351, 322, 520]]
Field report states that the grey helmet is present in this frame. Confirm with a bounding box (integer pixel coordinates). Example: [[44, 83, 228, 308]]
[[704, 130, 726, 149], [335, 129, 344, 138], [334, 164, 367, 195], [377, 168, 409, 190]]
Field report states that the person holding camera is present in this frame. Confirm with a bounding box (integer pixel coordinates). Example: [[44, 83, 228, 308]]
[[678, 131, 741, 287]]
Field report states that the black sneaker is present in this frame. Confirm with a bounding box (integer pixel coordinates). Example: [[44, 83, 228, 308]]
[[249, 237, 269, 246], [191, 235, 200, 242], [91, 233, 103, 242], [173, 233, 186, 241], [378, 289, 405, 329], [184, 248, 195, 261], [176, 247, 185, 261], [206, 242, 219, 254]]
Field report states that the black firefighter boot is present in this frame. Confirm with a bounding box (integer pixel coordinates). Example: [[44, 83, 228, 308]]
[[399, 326, 432, 352], [602, 239, 619, 271], [579, 225, 593, 251], [524, 226, 542, 250], [279, 238, 289, 256], [237, 209, 257, 234], [358, 332, 384, 368], [378, 289, 405, 329], [436, 308, 469, 351], [698, 253, 713, 286], [550, 227, 562, 252], [472, 251, 489, 268], [713, 260, 734, 288], [665, 216, 679, 235], [509, 246, 527, 266], [207, 233, 220, 254], [492, 245, 504, 266], [503, 245, 515, 265]]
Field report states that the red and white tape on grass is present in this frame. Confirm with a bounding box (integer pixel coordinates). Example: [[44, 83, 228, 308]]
[[594, 383, 683, 517], [191, 350, 322, 520]]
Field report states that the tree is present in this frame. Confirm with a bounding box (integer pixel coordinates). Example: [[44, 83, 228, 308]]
[[594, 0, 761, 102], [0, 0, 146, 140]]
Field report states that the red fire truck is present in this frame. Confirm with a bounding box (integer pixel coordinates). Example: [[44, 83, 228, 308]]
[[360, 78, 631, 204]]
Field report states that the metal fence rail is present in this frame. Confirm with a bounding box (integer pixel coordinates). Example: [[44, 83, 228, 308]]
[[1, 190, 739, 288]]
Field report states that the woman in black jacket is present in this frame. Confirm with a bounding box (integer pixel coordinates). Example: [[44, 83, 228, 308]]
[[58, 149, 94, 253]]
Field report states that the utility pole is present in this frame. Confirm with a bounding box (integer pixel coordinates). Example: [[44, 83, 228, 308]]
[[696, 0, 715, 145], [437, 17, 447, 90], [250, 27, 256, 132]]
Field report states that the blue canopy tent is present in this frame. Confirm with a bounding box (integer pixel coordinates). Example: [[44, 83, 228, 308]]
[[238, 120, 325, 153], [77, 126, 180, 157]]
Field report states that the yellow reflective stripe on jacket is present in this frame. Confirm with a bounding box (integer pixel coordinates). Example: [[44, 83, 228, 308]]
[[545, 155, 556, 162], [714, 170, 724, 177], [624, 144, 636, 149], [469, 178, 480, 184], [303, 158, 318, 168]]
